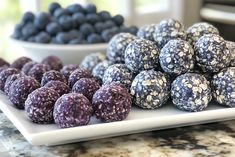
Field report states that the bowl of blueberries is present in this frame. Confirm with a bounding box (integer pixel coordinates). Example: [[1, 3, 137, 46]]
[[10, 2, 138, 64]]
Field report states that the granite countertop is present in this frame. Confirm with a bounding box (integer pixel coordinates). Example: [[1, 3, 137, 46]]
[[1, 112, 235, 157]]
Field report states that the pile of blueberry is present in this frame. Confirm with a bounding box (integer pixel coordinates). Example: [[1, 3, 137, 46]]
[[11, 2, 138, 44]]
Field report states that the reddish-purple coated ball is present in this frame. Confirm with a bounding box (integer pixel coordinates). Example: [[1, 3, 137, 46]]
[[10, 56, 32, 70], [0, 68, 20, 91], [92, 82, 132, 122], [44, 80, 70, 96], [4, 73, 24, 95], [41, 55, 63, 71], [60, 64, 79, 80], [21, 61, 38, 75], [9, 76, 40, 109], [28, 63, 49, 82], [25, 87, 60, 123], [41, 70, 67, 86], [72, 78, 100, 101], [68, 68, 93, 88], [53, 93, 93, 128], [0, 58, 9, 67]]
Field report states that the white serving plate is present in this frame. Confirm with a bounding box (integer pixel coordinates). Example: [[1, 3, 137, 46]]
[[10, 39, 107, 64], [0, 92, 235, 146]]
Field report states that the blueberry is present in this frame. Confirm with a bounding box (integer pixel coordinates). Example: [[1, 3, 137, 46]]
[[11, 24, 23, 39], [27, 36, 36, 42], [67, 4, 84, 14], [68, 30, 84, 40], [69, 38, 83, 44], [98, 11, 111, 21], [104, 20, 116, 29], [56, 32, 72, 44], [35, 32, 51, 43], [34, 12, 51, 30], [128, 26, 138, 35], [53, 8, 69, 19], [119, 26, 129, 32], [112, 14, 124, 26], [87, 33, 103, 43], [51, 37, 59, 44], [94, 22, 106, 33], [80, 23, 95, 36], [85, 4, 97, 14], [86, 13, 101, 24], [72, 13, 86, 26], [22, 22, 38, 38], [101, 29, 116, 42], [110, 26, 120, 34], [59, 15, 74, 31], [48, 2, 61, 15], [22, 12, 35, 23], [46, 22, 62, 36]]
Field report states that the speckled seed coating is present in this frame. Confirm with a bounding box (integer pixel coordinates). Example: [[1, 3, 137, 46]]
[[44, 80, 70, 96], [211, 67, 235, 107], [68, 68, 93, 88], [186, 22, 219, 46], [92, 60, 111, 84], [125, 38, 160, 73], [92, 82, 132, 122], [60, 64, 79, 80], [137, 24, 156, 41], [9, 76, 40, 109], [21, 61, 38, 75], [130, 70, 170, 109], [41, 70, 67, 86], [28, 63, 49, 82], [102, 64, 133, 89], [10, 57, 32, 70], [4, 73, 24, 95], [0, 68, 19, 91], [160, 39, 195, 75], [0, 58, 9, 67], [41, 55, 63, 71], [107, 33, 136, 64], [25, 87, 60, 123], [171, 73, 212, 112], [54, 93, 93, 128], [153, 19, 186, 49], [195, 34, 231, 73], [0, 67, 7, 73], [72, 78, 100, 101], [80, 52, 106, 72], [227, 41, 235, 67]]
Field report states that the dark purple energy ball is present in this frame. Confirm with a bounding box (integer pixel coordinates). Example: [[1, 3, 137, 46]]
[[53, 93, 93, 128], [41, 70, 67, 86], [28, 63, 49, 82], [0, 58, 10, 67], [0, 68, 20, 91], [41, 55, 63, 71], [44, 80, 70, 96], [4, 73, 24, 95], [68, 68, 93, 88], [25, 87, 60, 123], [9, 76, 40, 109], [10, 56, 32, 70], [72, 78, 100, 101], [92, 82, 132, 122], [60, 64, 79, 80], [21, 61, 38, 75]]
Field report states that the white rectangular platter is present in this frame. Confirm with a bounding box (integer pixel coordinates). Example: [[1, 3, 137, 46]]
[[0, 92, 235, 146]]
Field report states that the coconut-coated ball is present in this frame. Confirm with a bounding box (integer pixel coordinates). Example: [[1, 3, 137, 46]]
[[41, 70, 67, 86], [137, 24, 156, 41], [10, 56, 32, 70], [227, 41, 235, 67], [28, 63, 49, 82], [92, 60, 111, 84], [0, 68, 20, 91], [4, 73, 24, 95], [41, 55, 63, 71], [68, 68, 93, 88], [44, 80, 70, 96], [21, 61, 38, 75], [60, 64, 78, 80]]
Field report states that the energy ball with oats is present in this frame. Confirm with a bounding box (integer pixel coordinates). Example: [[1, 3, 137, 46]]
[[130, 70, 170, 109], [44, 80, 70, 96], [21, 61, 38, 75], [10, 56, 32, 70], [0, 68, 20, 91], [92, 60, 111, 84], [41, 70, 67, 86], [4, 73, 24, 95], [28, 63, 49, 82], [211, 67, 235, 107], [125, 38, 160, 74], [60, 64, 78, 80], [160, 39, 194, 75], [41, 55, 63, 71], [195, 34, 231, 73], [68, 68, 93, 88], [137, 24, 156, 41], [227, 41, 235, 67], [171, 73, 212, 112]]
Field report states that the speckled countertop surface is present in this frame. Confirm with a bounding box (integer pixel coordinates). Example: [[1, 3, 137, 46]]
[[1, 112, 235, 157]]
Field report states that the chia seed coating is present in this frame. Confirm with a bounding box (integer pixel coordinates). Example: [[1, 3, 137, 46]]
[[54, 93, 93, 128], [102, 64, 133, 89], [130, 70, 170, 109], [72, 78, 100, 101], [153, 19, 186, 49], [28, 63, 49, 82], [80, 52, 106, 72], [60, 64, 79, 80], [41, 70, 67, 86], [92, 82, 132, 122], [44, 80, 70, 96], [10, 57, 32, 70], [21, 61, 38, 75], [211, 67, 235, 107], [171, 73, 212, 112], [41, 55, 63, 71], [137, 24, 156, 41], [25, 87, 60, 123], [9, 76, 40, 109], [125, 38, 160, 73], [186, 22, 219, 46], [4, 73, 24, 95], [226, 41, 235, 67], [0, 68, 20, 91], [0, 58, 9, 67], [195, 34, 231, 73], [68, 68, 93, 88], [160, 39, 195, 75], [92, 60, 111, 84], [107, 33, 136, 64]]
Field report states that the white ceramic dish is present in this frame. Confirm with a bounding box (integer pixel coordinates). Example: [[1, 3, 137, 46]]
[[0, 92, 235, 146], [10, 39, 107, 64]]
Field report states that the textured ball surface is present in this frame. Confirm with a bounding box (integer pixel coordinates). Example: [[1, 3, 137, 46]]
[[10, 57, 32, 70], [68, 68, 93, 88], [44, 80, 70, 96], [21, 61, 38, 75], [41, 70, 66, 86], [4, 73, 24, 95], [28, 63, 49, 82], [60, 64, 78, 80], [0, 58, 9, 67], [41, 55, 63, 71], [0, 68, 19, 91], [227, 41, 235, 67], [92, 60, 111, 83], [137, 24, 156, 41]]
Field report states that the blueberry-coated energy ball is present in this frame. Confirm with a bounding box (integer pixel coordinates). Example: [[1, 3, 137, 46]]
[[4, 73, 24, 95], [28, 63, 49, 82], [44, 80, 70, 96], [125, 38, 160, 74], [41, 55, 63, 71], [153, 19, 186, 49], [160, 39, 195, 75], [0, 58, 9, 67], [92, 82, 131, 122], [68, 68, 93, 88], [60, 64, 78, 80], [25, 87, 60, 123], [130, 70, 170, 109], [10, 57, 32, 70], [107, 33, 136, 64], [137, 24, 156, 41], [80, 52, 106, 72], [227, 41, 235, 67], [9, 76, 40, 109], [41, 70, 67, 86], [195, 34, 231, 73], [171, 73, 212, 112], [92, 60, 111, 83], [54, 93, 93, 128], [211, 67, 235, 107], [72, 78, 100, 101], [0, 68, 20, 91], [21, 61, 37, 75], [102, 64, 133, 88], [186, 22, 219, 46]]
